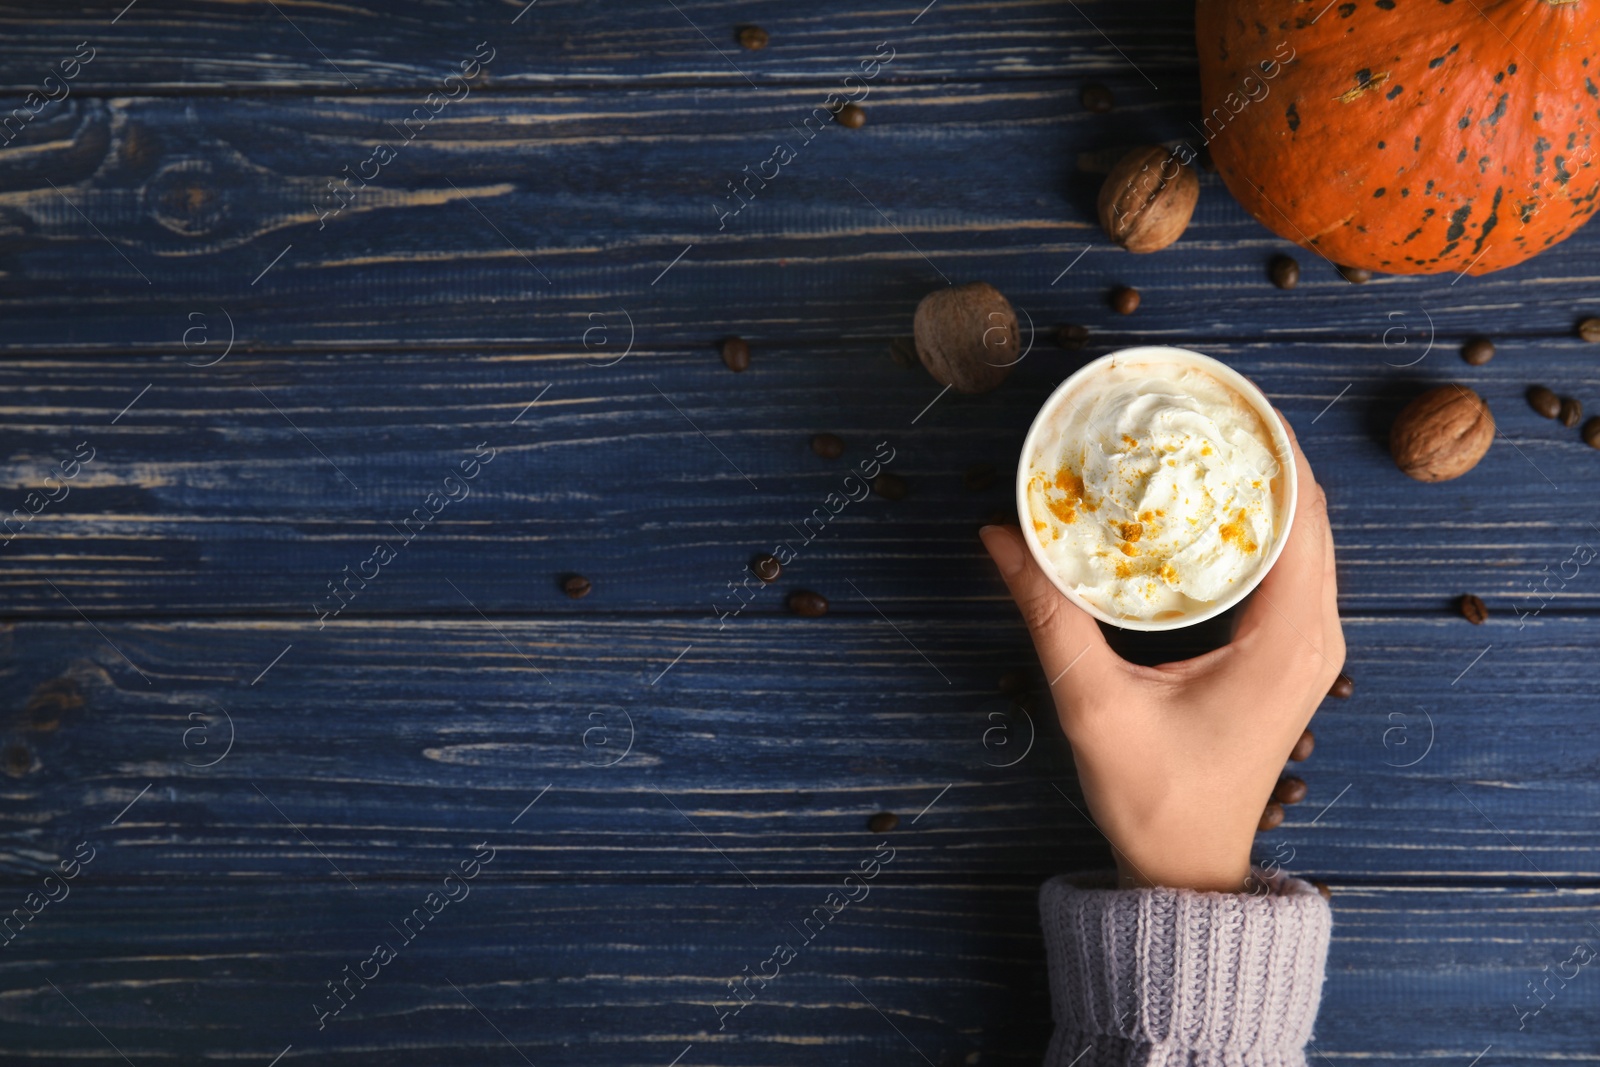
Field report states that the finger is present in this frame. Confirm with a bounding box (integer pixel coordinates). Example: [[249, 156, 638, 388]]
[[1231, 411, 1339, 674], [1319, 467, 1346, 671], [978, 525, 1119, 705], [1286, 405, 1338, 607], [1296, 406, 1345, 669]]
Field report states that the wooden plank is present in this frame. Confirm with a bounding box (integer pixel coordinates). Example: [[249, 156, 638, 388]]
[[0, 346, 1594, 615], [2, 882, 1595, 1063], [2, 4, 1587, 1061], [0, 0, 1193, 90], [0, 616, 1595, 881], [1, 88, 1597, 351]]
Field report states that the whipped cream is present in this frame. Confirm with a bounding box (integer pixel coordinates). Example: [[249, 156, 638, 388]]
[[1023, 360, 1284, 622]]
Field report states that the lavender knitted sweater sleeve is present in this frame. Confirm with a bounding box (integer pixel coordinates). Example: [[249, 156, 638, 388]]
[[1038, 870, 1331, 1067]]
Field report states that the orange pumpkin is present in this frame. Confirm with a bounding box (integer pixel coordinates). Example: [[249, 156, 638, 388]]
[[1195, 0, 1600, 276]]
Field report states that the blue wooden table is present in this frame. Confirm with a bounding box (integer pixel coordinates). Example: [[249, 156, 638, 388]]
[[2, 2, 1597, 1063]]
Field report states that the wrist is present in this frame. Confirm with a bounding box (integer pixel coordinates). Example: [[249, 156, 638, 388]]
[[1113, 849, 1253, 893], [1071, 760, 1265, 894]]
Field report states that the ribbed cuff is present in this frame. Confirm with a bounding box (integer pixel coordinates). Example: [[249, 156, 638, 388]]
[[1039, 869, 1331, 1067]]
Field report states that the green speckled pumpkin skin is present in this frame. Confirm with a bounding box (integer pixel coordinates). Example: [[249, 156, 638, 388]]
[[1196, 0, 1600, 276]]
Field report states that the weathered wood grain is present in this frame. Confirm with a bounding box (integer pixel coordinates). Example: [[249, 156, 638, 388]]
[[1, 88, 1597, 352], [0, 616, 1593, 881], [0, 346, 1593, 615], [0, 0, 1193, 90], [3, 1, 1595, 1058], [2, 882, 1595, 1064]]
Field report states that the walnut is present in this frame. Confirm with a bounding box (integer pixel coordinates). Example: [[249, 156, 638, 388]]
[[912, 282, 1020, 394], [1389, 385, 1494, 482], [1097, 145, 1199, 254]]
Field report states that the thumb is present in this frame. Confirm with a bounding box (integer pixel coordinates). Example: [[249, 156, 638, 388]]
[[979, 524, 1117, 702]]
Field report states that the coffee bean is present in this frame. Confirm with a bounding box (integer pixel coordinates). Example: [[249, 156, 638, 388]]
[[868, 811, 899, 833], [1579, 317, 1600, 343], [998, 669, 1030, 696], [1461, 336, 1495, 365], [1273, 776, 1308, 805], [721, 336, 751, 372], [1336, 264, 1372, 284], [1080, 83, 1114, 113], [1527, 385, 1559, 418], [963, 463, 998, 492], [1561, 396, 1584, 428], [1110, 285, 1141, 315], [873, 472, 908, 500], [737, 25, 769, 50], [835, 103, 866, 129], [811, 432, 844, 459], [752, 553, 781, 583], [1057, 324, 1090, 350], [1289, 728, 1315, 762], [563, 575, 591, 599], [1328, 672, 1353, 699], [788, 589, 828, 617], [1258, 802, 1285, 832], [889, 336, 919, 368], [1269, 255, 1300, 290], [1459, 593, 1488, 624], [1584, 417, 1600, 449], [1312, 880, 1331, 900]]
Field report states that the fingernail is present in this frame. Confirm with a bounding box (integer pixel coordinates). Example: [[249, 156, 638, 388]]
[[979, 525, 1025, 577]]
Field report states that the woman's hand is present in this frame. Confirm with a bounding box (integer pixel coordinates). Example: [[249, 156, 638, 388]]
[[980, 414, 1343, 893]]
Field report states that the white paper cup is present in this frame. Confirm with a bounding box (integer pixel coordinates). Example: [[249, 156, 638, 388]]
[[1014, 346, 1297, 632]]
